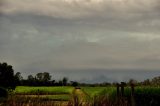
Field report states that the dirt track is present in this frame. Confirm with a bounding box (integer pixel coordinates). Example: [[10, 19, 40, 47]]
[[72, 88, 91, 106]]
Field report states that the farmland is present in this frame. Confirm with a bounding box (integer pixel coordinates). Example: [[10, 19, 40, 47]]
[[15, 86, 73, 104], [1, 63, 160, 106], [15, 86, 74, 95], [0, 86, 74, 106], [81, 87, 116, 98], [1, 86, 160, 106]]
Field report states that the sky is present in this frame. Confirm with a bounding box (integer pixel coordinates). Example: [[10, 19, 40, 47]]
[[0, 0, 160, 83]]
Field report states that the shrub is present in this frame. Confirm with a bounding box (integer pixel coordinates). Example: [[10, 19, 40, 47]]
[[0, 87, 8, 98]]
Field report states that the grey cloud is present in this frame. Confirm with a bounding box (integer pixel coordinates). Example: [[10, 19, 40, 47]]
[[0, 0, 160, 82], [1, 0, 160, 19], [1, 13, 160, 71]]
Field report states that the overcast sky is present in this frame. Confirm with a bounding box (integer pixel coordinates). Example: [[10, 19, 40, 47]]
[[0, 0, 160, 82]]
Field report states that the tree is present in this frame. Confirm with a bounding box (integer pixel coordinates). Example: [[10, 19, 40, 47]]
[[71, 81, 78, 87], [58, 80, 63, 86], [0, 87, 8, 98], [28, 75, 34, 81], [0, 62, 16, 90], [27, 75, 35, 86], [43, 72, 51, 82], [36, 73, 43, 81], [14, 72, 23, 85], [51, 80, 55, 85], [142, 79, 150, 85], [128, 79, 138, 85], [35, 72, 51, 86], [151, 76, 160, 85], [62, 77, 68, 86], [36, 72, 51, 82], [15, 72, 23, 81]]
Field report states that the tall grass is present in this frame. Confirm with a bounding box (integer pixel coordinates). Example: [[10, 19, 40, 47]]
[[82, 86, 160, 106], [82, 87, 116, 98], [15, 86, 74, 95], [1, 95, 72, 106]]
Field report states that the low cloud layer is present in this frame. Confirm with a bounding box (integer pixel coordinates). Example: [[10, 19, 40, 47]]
[[0, 0, 160, 82]]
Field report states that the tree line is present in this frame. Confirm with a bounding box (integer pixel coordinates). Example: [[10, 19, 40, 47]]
[[15, 72, 69, 86], [0, 62, 160, 91], [0, 62, 78, 90]]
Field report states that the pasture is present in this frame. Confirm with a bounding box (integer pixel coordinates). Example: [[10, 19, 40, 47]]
[[1, 86, 160, 106], [82, 86, 160, 97], [2, 86, 75, 106], [15, 86, 74, 95], [81, 87, 116, 98]]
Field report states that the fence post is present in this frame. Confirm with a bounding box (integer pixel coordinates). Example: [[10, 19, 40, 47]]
[[121, 82, 126, 97], [116, 83, 120, 97], [116, 83, 120, 105], [131, 83, 135, 96], [130, 83, 135, 106]]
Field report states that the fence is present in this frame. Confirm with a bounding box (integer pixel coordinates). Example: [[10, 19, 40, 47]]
[[116, 82, 135, 106]]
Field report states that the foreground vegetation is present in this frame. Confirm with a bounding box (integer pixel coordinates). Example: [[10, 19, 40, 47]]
[[0, 86, 160, 106], [1, 86, 74, 106]]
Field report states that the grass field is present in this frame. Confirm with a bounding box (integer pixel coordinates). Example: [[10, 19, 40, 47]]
[[81, 87, 116, 98], [118, 86, 160, 96], [15, 94, 71, 101], [135, 86, 160, 94], [12, 86, 74, 105], [1, 86, 160, 106], [15, 86, 74, 95], [14, 86, 160, 100], [82, 86, 160, 97]]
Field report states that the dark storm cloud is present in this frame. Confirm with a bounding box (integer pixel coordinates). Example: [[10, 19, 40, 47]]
[[0, 0, 160, 82]]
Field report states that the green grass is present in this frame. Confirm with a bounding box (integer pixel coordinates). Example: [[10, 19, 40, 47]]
[[82, 86, 160, 99], [81, 87, 116, 98], [15, 86, 74, 95], [15, 86, 160, 102], [123, 86, 160, 96], [135, 86, 160, 95], [81, 87, 105, 97]]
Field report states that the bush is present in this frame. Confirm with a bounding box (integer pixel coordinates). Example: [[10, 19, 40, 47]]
[[0, 87, 8, 98]]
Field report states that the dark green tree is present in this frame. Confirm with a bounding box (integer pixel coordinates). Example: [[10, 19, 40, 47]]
[[43, 72, 51, 82], [128, 79, 138, 85], [28, 75, 34, 81], [58, 80, 63, 86], [35, 72, 51, 86], [62, 77, 68, 86], [142, 79, 150, 85], [36, 72, 51, 82], [15, 72, 23, 80], [151, 76, 160, 85], [36, 73, 43, 81], [71, 81, 78, 87], [27, 75, 35, 86], [14, 72, 23, 85], [0, 87, 8, 98], [0, 62, 16, 90]]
